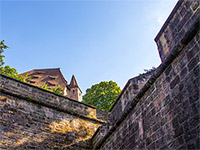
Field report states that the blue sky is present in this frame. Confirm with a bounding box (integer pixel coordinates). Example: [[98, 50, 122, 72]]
[[1, 0, 178, 95]]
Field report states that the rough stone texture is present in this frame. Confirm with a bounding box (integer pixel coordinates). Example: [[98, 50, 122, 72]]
[[155, 0, 199, 62], [110, 70, 156, 123], [92, 0, 199, 149], [0, 75, 96, 118], [96, 109, 110, 122], [0, 75, 106, 149]]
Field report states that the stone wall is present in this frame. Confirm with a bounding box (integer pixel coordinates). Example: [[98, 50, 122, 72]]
[[0, 74, 106, 149], [92, 0, 199, 149], [155, 0, 199, 62], [0, 0, 199, 149], [110, 70, 155, 123]]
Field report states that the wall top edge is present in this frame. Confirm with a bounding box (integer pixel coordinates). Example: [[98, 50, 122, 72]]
[[154, 0, 183, 42], [0, 74, 96, 109]]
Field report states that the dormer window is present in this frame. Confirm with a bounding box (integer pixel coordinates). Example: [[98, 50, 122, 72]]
[[49, 76, 56, 80], [29, 81, 35, 84], [73, 90, 75, 95], [46, 81, 56, 86], [36, 71, 45, 74], [31, 75, 39, 79]]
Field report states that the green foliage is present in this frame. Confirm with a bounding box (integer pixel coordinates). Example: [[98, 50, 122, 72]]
[[0, 40, 30, 82], [51, 85, 64, 95], [0, 65, 18, 78], [144, 66, 156, 72], [37, 83, 49, 90], [0, 40, 19, 79], [82, 81, 121, 112], [18, 74, 30, 83], [0, 40, 63, 96], [86, 113, 96, 119], [0, 40, 8, 66], [37, 83, 64, 95], [0, 65, 30, 83]]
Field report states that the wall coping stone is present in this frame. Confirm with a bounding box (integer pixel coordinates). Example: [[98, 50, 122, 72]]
[[0, 74, 96, 108], [109, 70, 156, 112], [154, 0, 184, 42], [0, 74, 106, 124]]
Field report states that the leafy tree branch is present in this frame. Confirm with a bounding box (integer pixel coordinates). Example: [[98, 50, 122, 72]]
[[82, 81, 121, 112]]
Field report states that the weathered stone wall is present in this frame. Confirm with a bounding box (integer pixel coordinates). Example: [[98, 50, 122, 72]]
[[155, 0, 199, 62], [96, 109, 110, 122], [0, 75, 105, 149], [92, 0, 199, 149], [110, 70, 155, 123]]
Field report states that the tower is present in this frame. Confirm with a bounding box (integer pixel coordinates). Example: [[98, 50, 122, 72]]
[[68, 75, 82, 102]]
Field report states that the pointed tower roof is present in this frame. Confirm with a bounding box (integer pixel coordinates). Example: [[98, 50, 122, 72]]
[[69, 75, 82, 92], [69, 75, 78, 87]]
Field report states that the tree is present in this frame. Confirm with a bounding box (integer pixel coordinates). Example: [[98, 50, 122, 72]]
[[0, 40, 63, 95], [0, 40, 18, 77], [144, 66, 156, 72], [0, 40, 29, 80], [0, 40, 8, 66], [37, 84, 64, 96], [82, 81, 121, 112]]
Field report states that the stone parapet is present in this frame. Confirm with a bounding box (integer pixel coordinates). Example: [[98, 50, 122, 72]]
[[0, 74, 106, 124], [0, 74, 106, 149], [155, 0, 199, 62], [96, 109, 109, 122], [110, 70, 155, 123]]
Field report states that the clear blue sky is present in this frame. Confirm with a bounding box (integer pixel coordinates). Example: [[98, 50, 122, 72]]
[[1, 0, 177, 95]]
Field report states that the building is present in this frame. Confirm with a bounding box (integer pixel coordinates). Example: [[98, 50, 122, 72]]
[[19, 68, 82, 101]]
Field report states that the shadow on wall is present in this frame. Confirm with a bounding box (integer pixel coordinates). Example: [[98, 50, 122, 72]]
[[0, 95, 100, 149]]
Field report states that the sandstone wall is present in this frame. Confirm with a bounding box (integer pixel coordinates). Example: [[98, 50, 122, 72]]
[[110, 70, 155, 123], [0, 75, 105, 149], [92, 0, 199, 149]]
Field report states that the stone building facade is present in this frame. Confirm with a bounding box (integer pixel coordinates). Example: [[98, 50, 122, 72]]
[[20, 68, 82, 101]]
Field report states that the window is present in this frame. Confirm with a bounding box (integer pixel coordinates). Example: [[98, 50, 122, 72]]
[[46, 82, 55, 86], [73, 90, 75, 95], [49, 76, 56, 80], [36, 71, 45, 74], [29, 81, 35, 84], [32, 76, 39, 79]]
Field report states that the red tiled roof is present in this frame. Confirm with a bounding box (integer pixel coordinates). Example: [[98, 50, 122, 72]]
[[19, 68, 69, 90]]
